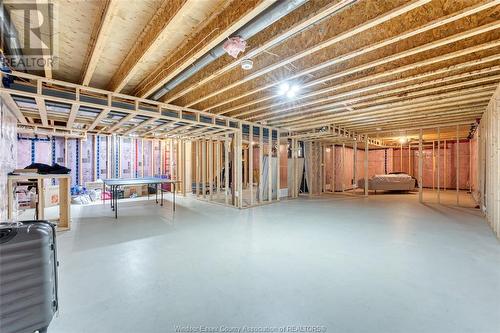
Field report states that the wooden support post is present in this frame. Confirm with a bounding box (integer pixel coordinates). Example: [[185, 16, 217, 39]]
[[400, 144, 403, 172], [150, 140, 154, 177], [235, 128, 243, 208], [342, 143, 345, 192], [202, 139, 206, 199], [419, 129, 423, 203], [353, 140, 357, 192], [437, 127, 440, 204], [249, 125, 254, 205], [320, 142, 325, 193], [408, 144, 411, 176], [160, 140, 164, 175], [456, 125, 460, 206], [107, 137, 111, 178], [331, 144, 335, 193], [268, 128, 272, 202], [208, 139, 213, 200], [291, 139, 296, 198], [64, 137, 68, 167], [469, 138, 472, 193], [78, 138, 83, 185], [170, 139, 174, 179], [259, 127, 263, 203], [224, 135, 229, 205], [215, 140, 220, 199], [276, 130, 280, 201], [93, 135, 98, 181], [443, 139, 446, 191], [364, 136, 369, 196], [141, 139, 144, 177], [243, 143, 248, 189], [182, 140, 187, 196], [432, 141, 435, 190], [195, 140, 200, 197]]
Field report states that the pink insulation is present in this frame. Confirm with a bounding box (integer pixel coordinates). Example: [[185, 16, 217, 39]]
[[136, 139, 143, 177], [66, 139, 78, 186], [393, 142, 472, 190], [81, 135, 94, 184], [14, 135, 162, 188], [35, 140, 51, 165], [17, 140, 31, 168], [279, 143, 288, 188], [223, 37, 246, 58], [120, 137, 133, 178], [152, 140, 161, 176], [54, 137, 65, 165], [470, 133, 479, 201], [143, 141, 152, 177], [97, 136, 108, 179], [0, 103, 18, 220]]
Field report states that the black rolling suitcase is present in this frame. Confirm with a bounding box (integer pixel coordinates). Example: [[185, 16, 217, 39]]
[[0, 221, 59, 333]]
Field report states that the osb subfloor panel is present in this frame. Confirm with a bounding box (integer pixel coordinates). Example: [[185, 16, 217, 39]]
[[46, 194, 498, 333]]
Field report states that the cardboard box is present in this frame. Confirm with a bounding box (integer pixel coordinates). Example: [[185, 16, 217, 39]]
[[44, 185, 59, 207]]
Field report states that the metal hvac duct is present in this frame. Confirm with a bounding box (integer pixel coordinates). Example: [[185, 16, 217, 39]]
[[0, 3, 26, 72], [150, 0, 308, 101]]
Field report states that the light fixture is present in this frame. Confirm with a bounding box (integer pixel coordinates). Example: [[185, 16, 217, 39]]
[[241, 59, 253, 70], [376, 127, 382, 131], [278, 82, 290, 95], [278, 82, 300, 98], [398, 137, 408, 144]]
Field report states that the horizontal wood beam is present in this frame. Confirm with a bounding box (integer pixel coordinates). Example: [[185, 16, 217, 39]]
[[163, 0, 355, 103], [235, 21, 500, 118], [209, 1, 499, 113], [122, 117, 159, 135], [285, 92, 493, 129], [80, 0, 119, 86], [264, 71, 500, 124], [134, 0, 277, 98], [107, 0, 188, 92], [188, 0, 432, 109], [1, 92, 28, 125]]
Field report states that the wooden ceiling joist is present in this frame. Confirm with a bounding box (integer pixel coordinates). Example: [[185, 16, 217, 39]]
[[106, 113, 136, 132], [214, 21, 500, 114], [1, 92, 28, 125], [308, 102, 489, 127], [122, 117, 159, 136], [259, 69, 500, 123], [272, 86, 495, 127], [142, 122, 175, 136], [34, 80, 49, 126], [343, 107, 486, 127], [80, 0, 120, 86], [349, 115, 481, 133], [284, 93, 493, 130], [163, 0, 356, 103], [134, 0, 278, 98], [2, 71, 238, 139], [187, 0, 432, 109], [107, 0, 189, 92], [361, 121, 476, 135], [232, 22, 500, 118], [223, 40, 500, 118]]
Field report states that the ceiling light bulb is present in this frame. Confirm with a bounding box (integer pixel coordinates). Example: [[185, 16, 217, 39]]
[[286, 90, 296, 98], [399, 137, 407, 144], [279, 82, 289, 95], [291, 85, 299, 92]]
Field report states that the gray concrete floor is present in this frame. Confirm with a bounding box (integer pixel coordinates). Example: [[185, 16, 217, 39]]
[[50, 193, 500, 333]]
